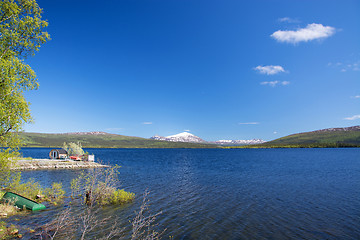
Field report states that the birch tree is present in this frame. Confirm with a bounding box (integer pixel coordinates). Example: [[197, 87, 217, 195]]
[[0, 0, 49, 182]]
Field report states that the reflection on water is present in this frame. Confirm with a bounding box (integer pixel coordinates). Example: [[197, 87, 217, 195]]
[[11, 148, 360, 239]]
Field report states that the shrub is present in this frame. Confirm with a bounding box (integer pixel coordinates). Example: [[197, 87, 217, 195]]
[[5, 173, 65, 204], [71, 166, 135, 206], [7, 174, 43, 200], [110, 189, 135, 205], [93, 185, 135, 205], [44, 182, 65, 204], [92, 182, 115, 205]]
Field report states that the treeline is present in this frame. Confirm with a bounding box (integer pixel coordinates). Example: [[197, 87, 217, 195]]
[[231, 143, 360, 148]]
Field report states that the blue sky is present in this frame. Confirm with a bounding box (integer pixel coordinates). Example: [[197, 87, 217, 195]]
[[24, 0, 360, 141]]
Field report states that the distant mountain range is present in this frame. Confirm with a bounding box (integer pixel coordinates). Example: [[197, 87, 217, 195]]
[[19, 132, 218, 148], [18, 125, 360, 149], [150, 132, 265, 145], [249, 125, 360, 148], [20, 131, 265, 149]]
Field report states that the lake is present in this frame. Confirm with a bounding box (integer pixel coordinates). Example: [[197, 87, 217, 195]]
[[12, 148, 360, 239]]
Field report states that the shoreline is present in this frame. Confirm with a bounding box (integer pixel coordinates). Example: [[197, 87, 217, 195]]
[[12, 159, 109, 170]]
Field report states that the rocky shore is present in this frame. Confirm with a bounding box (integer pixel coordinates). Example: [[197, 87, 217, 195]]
[[12, 159, 109, 170]]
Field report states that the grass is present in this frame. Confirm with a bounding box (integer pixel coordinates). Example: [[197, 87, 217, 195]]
[[0, 191, 18, 217], [0, 191, 21, 239], [0, 202, 18, 217]]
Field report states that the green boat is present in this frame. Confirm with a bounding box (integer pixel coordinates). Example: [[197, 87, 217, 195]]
[[1, 192, 46, 211]]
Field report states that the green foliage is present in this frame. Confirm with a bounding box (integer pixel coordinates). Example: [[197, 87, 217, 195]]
[[62, 141, 85, 156], [0, 0, 49, 184], [70, 166, 135, 206], [0, 149, 18, 186], [70, 175, 82, 199], [5, 173, 64, 204], [93, 184, 135, 205], [110, 189, 135, 205], [0, 0, 50, 59], [19, 132, 219, 148], [92, 182, 116, 205], [6, 173, 43, 200], [0, 0, 49, 147], [44, 182, 65, 204]]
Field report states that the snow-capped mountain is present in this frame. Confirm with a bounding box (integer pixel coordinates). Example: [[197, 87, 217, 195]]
[[151, 132, 265, 145], [151, 132, 206, 143]]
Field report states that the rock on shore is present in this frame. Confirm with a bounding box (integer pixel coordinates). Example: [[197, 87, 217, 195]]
[[12, 159, 108, 170]]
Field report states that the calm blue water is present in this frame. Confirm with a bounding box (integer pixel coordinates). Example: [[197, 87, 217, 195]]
[[13, 148, 360, 239]]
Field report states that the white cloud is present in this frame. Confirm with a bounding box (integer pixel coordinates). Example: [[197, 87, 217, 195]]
[[271, 23, 336, 44], [261, 81, 279, 87], [260, 81, 290, 87], [184, 129, 191, 132], [254, 65, 285, 75], [278, 17, 299, 23], [350, 62, 360, 71], [238, 122, 259, 125], [344, 115, 360, 120], [352, 95, 360, 99], [329, 60, 360, 72], [273, 131, 278, 134], [142, 122, 153, 125]]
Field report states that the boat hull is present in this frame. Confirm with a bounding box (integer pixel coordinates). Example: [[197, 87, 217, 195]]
[[2, 192, 46, 211]]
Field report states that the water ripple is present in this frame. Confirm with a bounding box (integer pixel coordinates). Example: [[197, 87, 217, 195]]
[[16, 148, 360, 239]]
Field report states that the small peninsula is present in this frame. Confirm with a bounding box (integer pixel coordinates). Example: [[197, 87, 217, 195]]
[[12, 159, 108, 170]]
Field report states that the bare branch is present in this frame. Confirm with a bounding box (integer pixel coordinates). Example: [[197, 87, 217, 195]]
[[131, 190, 165, 240], [40, 206, 75, 240]]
